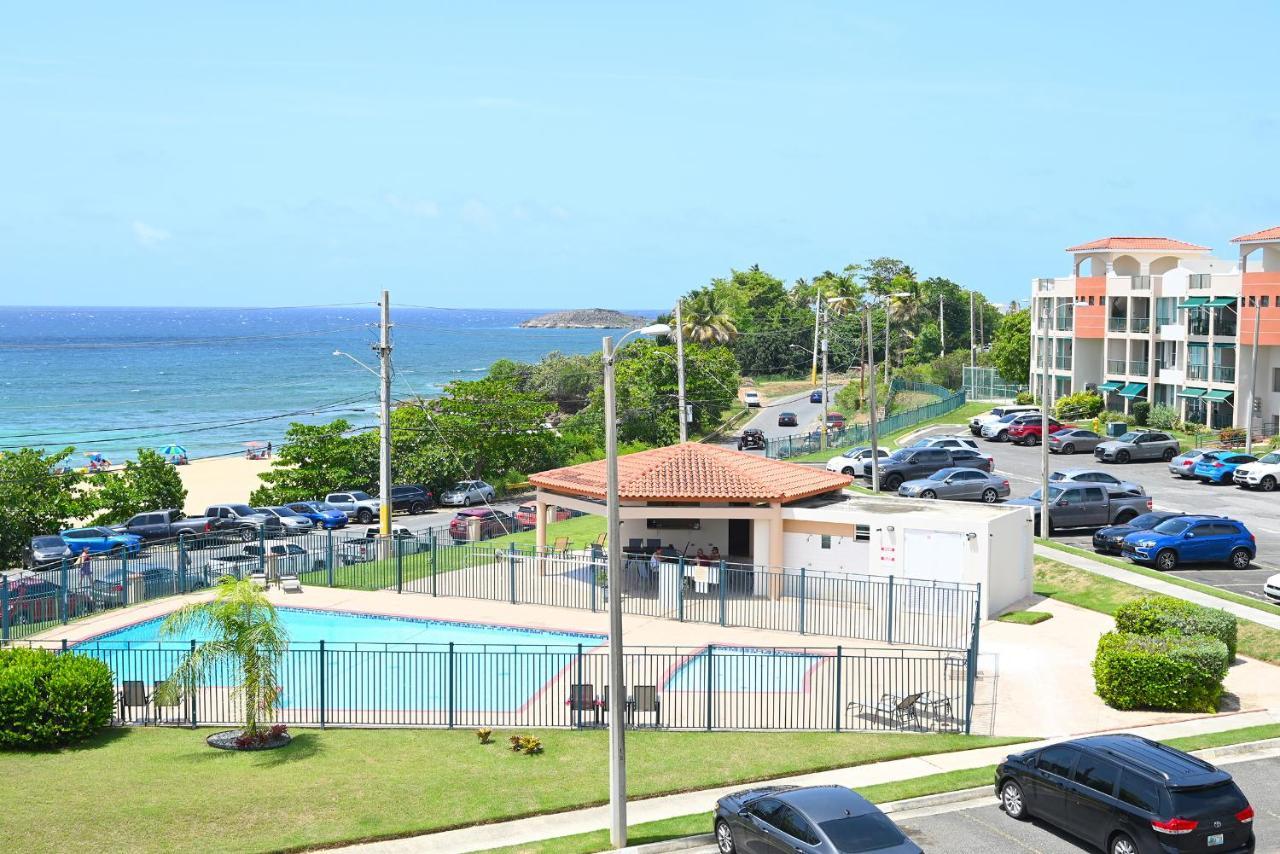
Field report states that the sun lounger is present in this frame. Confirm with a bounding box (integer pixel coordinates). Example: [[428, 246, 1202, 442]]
[[847, 691, 925, 730], [279, 571, 302, 593]]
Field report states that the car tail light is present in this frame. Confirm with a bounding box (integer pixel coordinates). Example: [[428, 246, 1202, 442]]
[[1236, 805, 1254, 824], [1214, 462, 1223, 468], [1002, 481, 1009, 488], [1145, 498, 1153, 510], [1151, 816, 1198, 835], [203, 521, 212, 532], [1182, 460, 1193, 467]]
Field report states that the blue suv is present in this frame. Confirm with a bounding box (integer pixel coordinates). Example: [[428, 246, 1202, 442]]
[[1121, 515, 1255, 571]]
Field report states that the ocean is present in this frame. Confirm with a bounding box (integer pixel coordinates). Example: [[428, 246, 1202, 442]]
[[0, 306, 642, 463]]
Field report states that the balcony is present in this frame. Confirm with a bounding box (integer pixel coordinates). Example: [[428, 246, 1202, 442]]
[[1130, 316, 1151, 333], [1216, 319, 1238, 337], [1187, 364, 1209, 381], [1054, 356, 1072, 370], [1055, 317, 1074, 332], [1188, 318, 1211, 336], [1130, 275, 1151, 290], [1213, 365, 1236, 383], [1130, 360, 1149, 375], [1107, 359, 1128, 374], [1108, 317, 1128, 332]]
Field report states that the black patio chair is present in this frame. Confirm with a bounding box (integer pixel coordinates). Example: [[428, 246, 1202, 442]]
[[118, 680, 150, 724], [847, 691, 924, 730], [630, 685, 662, 728]]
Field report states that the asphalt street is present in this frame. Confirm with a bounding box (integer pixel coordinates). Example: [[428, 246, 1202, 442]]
[[739, 385, 833, 440]]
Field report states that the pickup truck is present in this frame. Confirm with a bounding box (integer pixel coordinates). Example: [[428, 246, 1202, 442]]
[[202, 504, 285, 541], [324, 491, 382, 524], [211, 544, 322, 577], [1007, 482, 1153, 536], [338, 526, 426, 564], [113, 509, 227, 546]]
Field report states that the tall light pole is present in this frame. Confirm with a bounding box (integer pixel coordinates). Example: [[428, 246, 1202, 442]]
[[939, 293, 946, 357], [332, 290, 393, 537], [810, 292, 821, 386], [866, 311, 880, 493], [674, 300, 688, 443], [821, 322, 829, 451], [1039, 298, 1052, 537], [969, 290, 976, 367], [603, 321, 671, 849]]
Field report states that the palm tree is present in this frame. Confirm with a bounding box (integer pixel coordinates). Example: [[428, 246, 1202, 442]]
[[680, 289, 738, 345], [155, 577, 288, 737]]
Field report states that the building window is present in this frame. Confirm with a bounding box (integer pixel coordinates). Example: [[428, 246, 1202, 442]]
[[854, 524, 870, 542], [1274, 368, 1280, 394], [1263, 296, 1271, 308], [820, 535, 831, 550]]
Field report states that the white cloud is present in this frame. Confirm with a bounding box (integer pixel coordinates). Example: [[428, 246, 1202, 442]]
[[385, 194, 440, 218], [548, 205, 570, 221], [461, 199, 495, 229], [132, 220, 170, 248]]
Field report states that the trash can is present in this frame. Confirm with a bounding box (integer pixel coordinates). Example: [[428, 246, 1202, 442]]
[[1107, 421, 1129, 438]]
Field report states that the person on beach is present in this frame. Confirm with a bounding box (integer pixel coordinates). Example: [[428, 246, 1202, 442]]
[[266, 441, 272, 457]]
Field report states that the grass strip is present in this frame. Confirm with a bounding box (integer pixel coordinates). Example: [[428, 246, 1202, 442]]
[[996, 610, 1052, 625]]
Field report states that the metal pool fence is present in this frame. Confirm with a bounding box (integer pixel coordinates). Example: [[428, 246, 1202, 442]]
[[20, 637, 980, 734]]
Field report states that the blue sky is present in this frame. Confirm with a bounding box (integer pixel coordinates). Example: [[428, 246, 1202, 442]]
[[3, 2, 1278, 308]]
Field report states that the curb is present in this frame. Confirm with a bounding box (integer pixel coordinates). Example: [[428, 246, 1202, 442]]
[[622, 834, 714, 853]]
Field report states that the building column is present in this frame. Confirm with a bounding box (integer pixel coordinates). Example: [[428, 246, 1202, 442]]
[[534, 496, 548, 574], [767, 503, 784, 600]]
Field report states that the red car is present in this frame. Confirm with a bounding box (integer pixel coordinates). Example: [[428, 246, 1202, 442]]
[[449, 508, 516, 542], [513, 503, 572, 531], [825, 412, 846, 430], [1007, 417, 1069, 446], [5, 576, 94, 628]]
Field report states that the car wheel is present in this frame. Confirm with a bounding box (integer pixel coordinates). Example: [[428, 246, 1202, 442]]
[[1155, 548, 1178, 571], [883, 474, 903, 491], [1115, 450, 1130, 464], [996, 430, 1008, 442], [714, 819, 737, 854], [410, 501, 427, 515], [1230, 547, 1252, 569], [1161, 447, 1176, 462], [1115, 510, 1136, 524], [1109, 832, 1138, 854], [356, 509, 373, 524], [981, 488, 999, 503], [1029, 434, 1040, 445], [239, 528, 255, 543], [920, 489, 936, 499], [1000, 779, 1028, 820], [1262, 476, 1277, 492], [1061, 443, 1075, 455], [841, 466, 856, 476]]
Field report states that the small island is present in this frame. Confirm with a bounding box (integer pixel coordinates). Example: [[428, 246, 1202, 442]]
[[519, 308, 650, 329]]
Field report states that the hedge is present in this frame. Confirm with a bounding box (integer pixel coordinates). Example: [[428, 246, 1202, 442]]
[[1093, 631, 1229, 712], [1114, 595, 1238, 660], [0, 648, 115, 748]]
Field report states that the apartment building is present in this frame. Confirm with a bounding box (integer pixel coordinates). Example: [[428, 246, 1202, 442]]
[[1030, 230, 1280, 433]]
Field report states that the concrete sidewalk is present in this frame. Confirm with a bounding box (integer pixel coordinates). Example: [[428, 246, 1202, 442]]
[[340, 710, 1279, 854], [1035, 543, 1280, 630]]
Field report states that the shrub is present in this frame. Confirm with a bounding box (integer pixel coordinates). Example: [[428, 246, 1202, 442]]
[[1114, 595, 1238, 659], [1219, 427, 1246, 448], [1091, 409, 1128, 435], [476, 727, 493, 744], [1148, 405, 1180, 431], [508, 734, 543, 755], [1183, 421, 1207, 439], [1093, 631, 1228, 712], [1014, 391, 1035, 405], [1054, 391, 1103, 420], [0, 648, 115, 748], [1132, 401, 1150, 426]]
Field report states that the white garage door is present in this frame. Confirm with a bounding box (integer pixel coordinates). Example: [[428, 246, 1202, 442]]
[[902, 529, 965, 584]]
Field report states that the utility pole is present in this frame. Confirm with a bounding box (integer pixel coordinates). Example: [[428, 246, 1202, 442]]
[[969, 291, 976, 367], [810, 293, 821, 386], [376, 290, 393, 537], [675, 299, 688, 443], [883, 300, 892, 382], [820, 307, 829, 451], [866, 311, 880, 493], [1039, 298, 1051, 539], [939, 294, 946, 356]]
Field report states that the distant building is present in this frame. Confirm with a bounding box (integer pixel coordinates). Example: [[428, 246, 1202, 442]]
[[1029, 230, 1280, 432]]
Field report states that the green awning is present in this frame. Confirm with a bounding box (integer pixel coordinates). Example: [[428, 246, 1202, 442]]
[[1213, 342, 1237, 349], [1203, 388, 1233, 402], [1117, 382, 1148, 398], [1097, 381, 1123, 392], [1177, 297, 1209, 309], [1176, 387, 1207, 399], [1205, 296, 1237, 308]]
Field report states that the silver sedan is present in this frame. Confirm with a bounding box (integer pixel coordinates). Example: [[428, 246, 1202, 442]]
[[1047, 428, 1102, 455], [254, 506, 316, 535], [897, 468, 1011, 502]]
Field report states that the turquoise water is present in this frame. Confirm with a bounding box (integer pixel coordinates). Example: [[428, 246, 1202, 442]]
[[664, 646, 823, 693], [78, 608, 603, 711]]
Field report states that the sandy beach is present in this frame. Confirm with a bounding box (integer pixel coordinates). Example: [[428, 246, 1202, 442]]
[[176, 456, 274, 514]]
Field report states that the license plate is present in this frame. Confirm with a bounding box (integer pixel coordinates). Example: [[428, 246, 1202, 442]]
[[1208, 833, 1224, 846]]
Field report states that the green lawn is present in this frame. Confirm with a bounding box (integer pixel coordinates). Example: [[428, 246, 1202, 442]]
[[0, 728, 1025, 854], [996, 609, 1052, 625], [790, 402, 992, 462]]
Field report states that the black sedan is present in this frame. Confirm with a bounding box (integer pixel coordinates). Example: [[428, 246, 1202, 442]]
[[1092, 511, 1186, 554], [778, 411, 799, 427], [714, 784, 921, 853]]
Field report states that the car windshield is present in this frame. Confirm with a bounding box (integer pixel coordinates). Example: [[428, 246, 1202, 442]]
[[1027, 487, 1066, 501], [842, 447, 868, 458], [1048, 472, 1066, 481], [1127, 513, 1168, 529], [926, 470, 952, 481], [1116, 432, 1144, 443], [253, 508, 277, 516], [1258, 453, 1280, 465], [1153, 518, 1194, 535], [33, 536, 65, 548], [817, 813, 906, 852], [228, 504, 254, 516], [91, 527, 114, 536], [349, 491, 372, 501], [888, 450, 913, 461], [273, 506, 301, 517]]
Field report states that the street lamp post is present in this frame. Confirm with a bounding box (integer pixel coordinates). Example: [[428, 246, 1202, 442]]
[[602, 321, 671, 848], [333, 291, 393, 537], [868, 293, 911, 491]]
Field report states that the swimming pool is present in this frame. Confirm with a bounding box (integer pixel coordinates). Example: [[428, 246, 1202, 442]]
[[78, 608, 604, 713], [663, 646, 824, 694]]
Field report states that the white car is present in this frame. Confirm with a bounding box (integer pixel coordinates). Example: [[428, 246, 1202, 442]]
[[743, 390, 761, 407], [969, 405, 1038, 436], [825, 446, 889, 476], [910, 435, 980, 452], [1265, 573, 1280, 603], [440, 479, 497, 507], [1233, 451, 1280, 492]]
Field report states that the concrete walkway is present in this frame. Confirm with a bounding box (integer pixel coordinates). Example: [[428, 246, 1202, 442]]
[[340, 710, 1280, 854], [1035, 543, 1280, 630]]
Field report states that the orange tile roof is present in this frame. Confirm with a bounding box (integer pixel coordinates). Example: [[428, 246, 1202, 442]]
[[1065, 237, 1209, 252], [529, 442, 853, 504], [1231, 226, 1280, 244]]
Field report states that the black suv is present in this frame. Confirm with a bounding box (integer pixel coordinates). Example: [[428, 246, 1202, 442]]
[[391, 485, 434, 515], [996, 734, 1254, 854]]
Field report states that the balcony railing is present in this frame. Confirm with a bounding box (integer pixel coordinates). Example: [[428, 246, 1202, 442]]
[[1054, 356, 1072, 370], [1187, 364, 1209, 380], [1108, 317, 1128, 332], [1216, 320, 1238, 337], [1130, 316, 1151, 333], [1156, 314, 1174, 327], [1055, 317, 1074, 331], [1130, 275, 1151, 290], [1131, 360, 1149, 375], [1213, 365, 1236, 383], [1189, 319, 1211, 336], [1107, 359, 1128, 374]]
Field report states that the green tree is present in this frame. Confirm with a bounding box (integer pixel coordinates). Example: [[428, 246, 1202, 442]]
[[526, 351, 599, 413], [990, 309, 1032, 384], [251, 419, 376, 505], [87, 448, 188, 524], [156, 578, 288, 737], [679, 288, 739, 345], [0, 448, 83, 568]]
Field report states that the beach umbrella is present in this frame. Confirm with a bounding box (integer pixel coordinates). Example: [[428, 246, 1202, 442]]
[[242, 441, 266, 448], [84, 452, 105, 461], [158, 444, 188, 456]]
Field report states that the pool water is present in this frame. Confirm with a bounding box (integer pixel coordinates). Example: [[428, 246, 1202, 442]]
[[664, 646, 823, 693]]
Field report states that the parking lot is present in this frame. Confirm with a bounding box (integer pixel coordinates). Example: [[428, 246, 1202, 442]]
[[901, 423, 1280, 600]]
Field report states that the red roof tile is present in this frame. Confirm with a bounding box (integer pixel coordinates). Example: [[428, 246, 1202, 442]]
[[529, 442, 852, 504], [1065, 237, 1209, 252], [1231, 226, 1280, 244]]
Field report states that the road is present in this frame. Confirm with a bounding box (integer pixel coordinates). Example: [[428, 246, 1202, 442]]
[[740, 386, 832, 440], [902, 422, 1280, 599]]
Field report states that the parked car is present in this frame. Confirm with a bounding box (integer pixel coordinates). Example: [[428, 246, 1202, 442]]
[[859, 446, 954, 491], [1093, 430, 1180, 464], [825, 412, 845, 430], [514, 503, 572, 530], [203, 504, 285, 540], [714, 784, 922, 854], [743, 390, 761, 407], [1006, 416, 1067, 445], [1091, 511, 1186, 554], [91, 563, 185, 607], [211, 544, 322, 576], [737, 428, 766, 451], [1049, 468, 1144, 496], [910, 434, 980, 452], [391, 484, 434, 514], [970, 404, 1038, 436], [4, 575, 94, 626], [285, 501, 349, 529], [112, 509, 222, 544], [948, 447, 995, 472], [1169, 447, 1216, 479], [983, 412, 1057, 442], [995, 734, 1255, 854], [1232, 451, 1280, 491], [1193, 450, 1258, 484], [979, 412, 1030, 441], [324, 491, 383, 523], [253, 506, 316, 535], [1007, 483, 1153, 535], [440, 480, 497, 507], [60, 526, 143, 557], [824, 446, 889, 476], [809, 389, 822, 403], [23, 535, 70, 569], [777, 411, 798, 427], [338, 527, 427, 564], [1122, 514, 1256, 570], [1048, 427, 1103, 455], [1266, 572, 1280, 603], [449, 508, 516, 542], [898, 468, 1010, 502]]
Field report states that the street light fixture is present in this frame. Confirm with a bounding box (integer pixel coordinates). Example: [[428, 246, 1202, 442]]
[[602, 321, 671, 848], [333, 346, 392, 537]]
